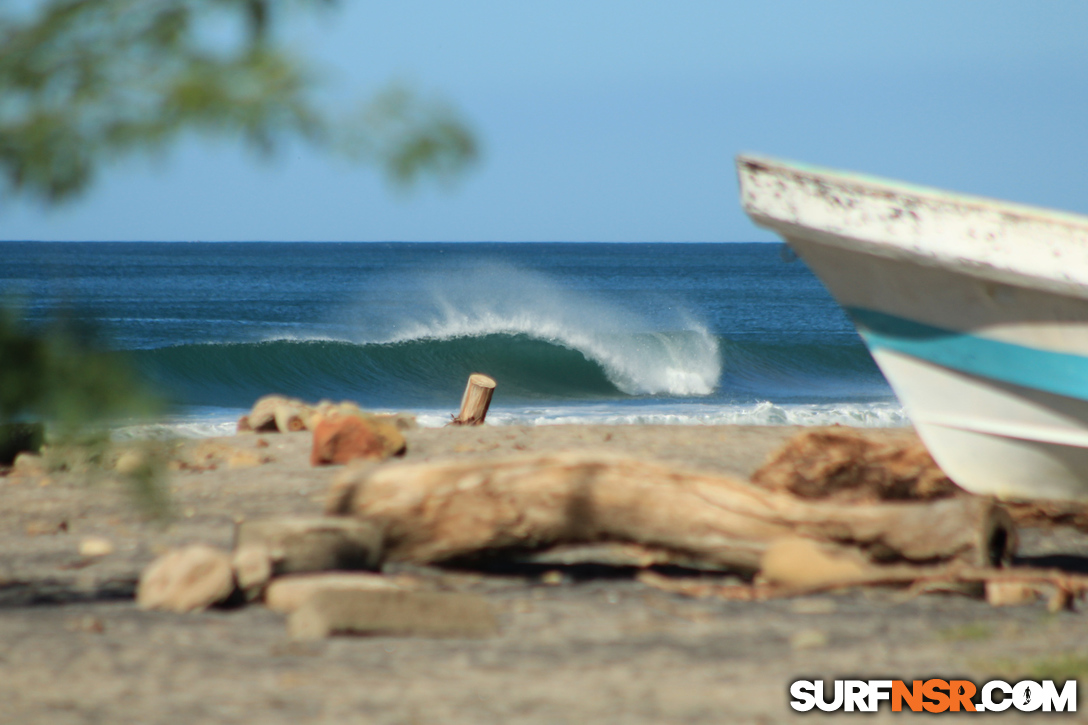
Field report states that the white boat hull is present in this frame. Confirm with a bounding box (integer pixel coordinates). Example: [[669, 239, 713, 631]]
[[738, 155, 1088, 501]]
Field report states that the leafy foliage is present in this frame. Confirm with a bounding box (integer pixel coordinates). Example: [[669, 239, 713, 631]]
[[0, 0, 477, 203], [0, 305, 158, 433], [0, 304, 169, 515]]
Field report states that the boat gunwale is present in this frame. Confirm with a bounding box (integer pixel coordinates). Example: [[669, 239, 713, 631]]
[[737, 153, 1088, 233], [737, 153, 1088, 299], [745, 215, 1088, 302]]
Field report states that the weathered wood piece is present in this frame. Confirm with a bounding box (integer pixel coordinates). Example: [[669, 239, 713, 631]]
[[330, 450, 1015, 573], [450, 373, 496, 426], [288, 590, 499, 640], [234, 517, 384, 574]]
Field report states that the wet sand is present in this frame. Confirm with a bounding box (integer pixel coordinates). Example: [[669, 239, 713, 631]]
[[2, 424, 1086, 723]]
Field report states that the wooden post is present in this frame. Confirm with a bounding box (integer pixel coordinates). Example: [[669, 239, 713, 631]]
[[451, 373, 496, 426]]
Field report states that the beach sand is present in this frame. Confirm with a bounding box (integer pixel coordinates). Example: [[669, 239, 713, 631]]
[[2, 424, 1086, 723]]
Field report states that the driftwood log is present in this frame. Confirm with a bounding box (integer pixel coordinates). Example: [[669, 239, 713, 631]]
[[450, 373, 496, 426], [327, 451, 1015, 574]]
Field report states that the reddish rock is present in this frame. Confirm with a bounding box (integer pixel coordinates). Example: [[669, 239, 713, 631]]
[[311, 415, 403, 466]]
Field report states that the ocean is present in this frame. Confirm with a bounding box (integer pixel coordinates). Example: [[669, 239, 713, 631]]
[[1, 242, 906, 436]]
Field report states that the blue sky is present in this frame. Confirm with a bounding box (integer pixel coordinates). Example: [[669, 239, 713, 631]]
[[4, 1, 1088, 242]]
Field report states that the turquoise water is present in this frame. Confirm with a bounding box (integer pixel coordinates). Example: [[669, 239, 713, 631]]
[[1, 242, 904, 433]]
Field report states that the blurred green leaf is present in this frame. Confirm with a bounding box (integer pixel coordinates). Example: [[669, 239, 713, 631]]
[[0, 303, 169, 516], [0, 0, 477, 203]]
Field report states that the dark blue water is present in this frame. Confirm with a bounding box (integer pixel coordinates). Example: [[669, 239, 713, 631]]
[[1, 242, 902, 432]]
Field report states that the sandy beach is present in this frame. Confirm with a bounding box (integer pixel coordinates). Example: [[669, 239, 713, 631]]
[[2, 423, 1087, 724]]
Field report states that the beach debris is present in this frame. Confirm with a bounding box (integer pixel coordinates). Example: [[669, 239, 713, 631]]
[[237, 394, 417, 435], [66, 615, 106, 634], [449, 373, 496, 426], [113, 449, 148, 476], [288, 589, 498, 640], [180, 440, 271, 471], [24, 518, 67, 536], [757, 429, 1088, 534], [265, 572, 414, 614], [78, 536, 115, 557], [985, 580, 1038, 607], [751, 428, 959, 503], [231, 545, 273, 600], [326, 450, 1014, 573], [310, 414, 405, 465], [12, 452, 46, 475], [540, 570, 565, 586], [790, 629, 829, 650], [244, 395, 308, 433], [136, 544, 236, 613], [234, 516, 384, 574], [1000, 499, 1088, 533], [638, 560, 1088, 610], [635, 570, 772, 601], [760, 537, 873, 589]]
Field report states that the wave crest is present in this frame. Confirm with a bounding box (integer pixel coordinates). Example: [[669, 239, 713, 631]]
[[346, 263, 722, 397]]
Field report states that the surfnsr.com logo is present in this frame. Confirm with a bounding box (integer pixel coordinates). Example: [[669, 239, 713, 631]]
[[790, 679, 1076, 713]]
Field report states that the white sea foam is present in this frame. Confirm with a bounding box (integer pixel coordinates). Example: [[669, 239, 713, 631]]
[[474, 401, 910, 428], [111, 401, 909, 439]]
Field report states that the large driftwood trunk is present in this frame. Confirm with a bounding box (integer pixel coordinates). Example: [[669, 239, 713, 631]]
[[329, 451, 1014, 573]]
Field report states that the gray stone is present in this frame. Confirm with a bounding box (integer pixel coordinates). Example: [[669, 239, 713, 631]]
[[288, 589, 498, 640], [234, 517, 383, 574], [265, 572, 409, 614]]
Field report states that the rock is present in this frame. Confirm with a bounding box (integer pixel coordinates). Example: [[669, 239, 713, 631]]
[[248, 395, 294, 432], [540, 570, 565, 586], [288, 589, 499, 640], [186, 441, 268, 470], [226, 449, 265, 469], [66, 615, 106, 634], [236, 415, 254, 434], [232, 545, 273, 599], [274, 403, 310, 433], [310, 414, 406, 466], [136, 545, 236, 613], [234, 517, 384, 574], [79, 536, 115, 557], [264, 572, 410, 614], [1048, 587, 1074, 613], [12, 452, 46, 475], [248, 395, 290, 431], [751, 429, 960, 503], [790, 629, 829, 650], [113, 449, 147, 476]]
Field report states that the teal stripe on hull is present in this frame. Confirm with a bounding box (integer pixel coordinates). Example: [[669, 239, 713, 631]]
[[847, 308, 1088, 402]]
